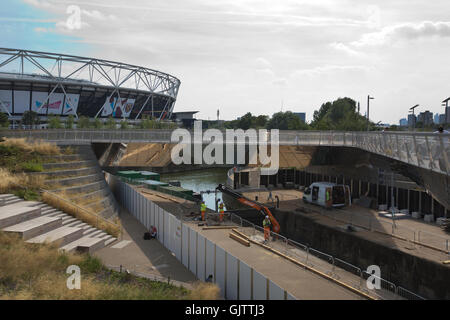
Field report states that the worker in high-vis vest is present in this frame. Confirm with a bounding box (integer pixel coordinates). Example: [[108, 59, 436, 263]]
[[200, 201, 207, 221], [263, 215, 271, 244], [219, 201, 224, 223], [326, 188, 331, 207]]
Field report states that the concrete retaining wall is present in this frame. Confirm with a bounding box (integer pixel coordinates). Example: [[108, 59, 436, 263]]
[[273, 209, 450, 299]]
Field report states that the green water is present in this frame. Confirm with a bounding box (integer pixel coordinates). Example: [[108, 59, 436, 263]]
[[160, 168, 229, 209]]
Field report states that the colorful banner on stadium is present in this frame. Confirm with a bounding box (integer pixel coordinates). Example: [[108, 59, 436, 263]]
[[0, 90, 13, 114], [32, 91, 62, 114], [63, 93, 80, 115], [101, 96, 135, 118]]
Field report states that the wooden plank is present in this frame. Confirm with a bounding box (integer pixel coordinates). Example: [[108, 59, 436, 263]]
[[442, 260, 450, 265], [202, 226, 238, 230], [229, 232, 250, 247]]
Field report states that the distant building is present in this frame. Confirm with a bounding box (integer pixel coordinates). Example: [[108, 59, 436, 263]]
[[399, 118, 408, 127], [408, 114, 416, 127], [434, 113, 440, 124], [442, 97, 450, 124], [439, 114, 446, 125], [417, 111, 433, 126], [293, 112, 306, 122], [171, 111, 198, 128]]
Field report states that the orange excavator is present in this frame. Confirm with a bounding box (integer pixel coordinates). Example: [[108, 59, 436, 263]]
[[216, 184, 280, 233]]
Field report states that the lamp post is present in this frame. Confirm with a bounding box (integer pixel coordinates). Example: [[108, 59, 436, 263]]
[[367, 95, 374, 131]]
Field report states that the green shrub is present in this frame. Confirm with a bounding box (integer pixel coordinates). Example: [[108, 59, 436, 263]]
[[21, 161, 43, 172]]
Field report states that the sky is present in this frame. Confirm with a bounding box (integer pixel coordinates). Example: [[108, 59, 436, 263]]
[[1, 0, 450, 123]]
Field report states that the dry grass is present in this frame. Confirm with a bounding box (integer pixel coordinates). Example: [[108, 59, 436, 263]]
[[0, 232, 192, 300], [0, 168, 45, 194], [188, 282, 221, 300], [1, 138, 61, 155], [42, 192, 121, 238]]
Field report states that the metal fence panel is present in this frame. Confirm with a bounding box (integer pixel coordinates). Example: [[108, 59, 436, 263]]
[[239, 261, 252, 300], [197, 234, 206, 281], [226, 253, 238, 300], [181, 224, 189, 268], [189, 228, 197, 275], [269, 281, 285, 300], [215, 246, 226, 297], [205, 239, 215, 283], [252, 271, 267, 300]]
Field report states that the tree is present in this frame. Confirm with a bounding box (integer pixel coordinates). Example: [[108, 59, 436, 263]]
[[310, 97, 370, 131], [266, 111, 309, 130], [48, 115, 62, 129], [0, 112, 9, 128], [237, 112, 254, 130], [77, 116, 90, 129], [22, 111, 39, 128], [65, 115, 74, 129]]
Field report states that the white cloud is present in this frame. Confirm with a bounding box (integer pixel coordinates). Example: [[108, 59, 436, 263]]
[[352, 21, 450, 47]]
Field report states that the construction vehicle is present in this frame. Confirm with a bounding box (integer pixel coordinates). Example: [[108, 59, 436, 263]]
[[216, 184, 281, 233]]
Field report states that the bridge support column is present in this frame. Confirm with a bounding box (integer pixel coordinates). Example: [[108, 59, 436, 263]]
[[376, 183, 379, 204], [396, 187, 399, 208], [350, 179, 353, 194], [419, 192, 422, 213], [358, 180, 361, 197], [407, 189, 410, 212]]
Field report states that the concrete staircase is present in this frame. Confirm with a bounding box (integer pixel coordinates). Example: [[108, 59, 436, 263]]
[[0, 194, 118, 253], [34, 144, 120, 220]]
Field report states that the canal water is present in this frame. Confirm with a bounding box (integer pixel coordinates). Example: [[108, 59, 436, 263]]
[[160, 168, 229, 210]]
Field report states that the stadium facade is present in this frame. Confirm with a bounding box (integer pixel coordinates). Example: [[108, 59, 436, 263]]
[[0, 48, 180, 121]]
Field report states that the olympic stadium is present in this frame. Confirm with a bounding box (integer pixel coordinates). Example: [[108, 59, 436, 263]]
[[0, 48, 180, 121]]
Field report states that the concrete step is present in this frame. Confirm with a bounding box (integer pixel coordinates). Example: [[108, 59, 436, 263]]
[[45, 211, 65, 217], [2, 216, 62, 240], [41, 208, 60, 215], [83, 227, 97, 236], [26, 226, 84, 247], [65, 221, 87, 228], [32, 166, 98, 180], [0, 205, 41, 228], [0, 194, 14, 199], [60, 237, 105, 254], [88, 230, 104, 238], [52, 180, 107, 196], [43, 160, 97, 171], [45, 173, 104, 188], [99, 233, 114, 241], [62, 217, 77, 225], [104, 238, 118, 246], [4, 198, 24, 206]]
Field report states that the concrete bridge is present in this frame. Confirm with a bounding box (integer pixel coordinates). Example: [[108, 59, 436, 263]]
[[2, 129, 449, 177]]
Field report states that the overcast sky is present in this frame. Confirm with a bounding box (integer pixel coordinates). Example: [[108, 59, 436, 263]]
[[1, 0, 450, 123]]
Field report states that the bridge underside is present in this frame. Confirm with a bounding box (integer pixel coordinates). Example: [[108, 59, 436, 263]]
[[94, 142, 448, 211]]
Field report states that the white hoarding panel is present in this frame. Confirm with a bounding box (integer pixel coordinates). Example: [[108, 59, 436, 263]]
[[14, 90, 30, 113], [173, 216, 182, 260], [182, 224, 189, 268], [205, 240, 215, 283], [269, 281, 285, 300], [239, 262, 252, 300], [0, 90, 12, 113], [253, 271, 267, 300], [164, 211, 170, 251], [158, 208, 164, 244], [189, 228, 197, 275], [226, 254, 238, 300], [197, 234, 206, 281], [215, 246, 226, 298], [287, 293, 297, 300]]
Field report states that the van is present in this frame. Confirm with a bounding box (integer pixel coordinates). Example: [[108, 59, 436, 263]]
[[302, 182, 351, 208]]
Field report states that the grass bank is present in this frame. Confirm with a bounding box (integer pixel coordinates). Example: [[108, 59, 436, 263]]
[[0, 232, 220, 300]]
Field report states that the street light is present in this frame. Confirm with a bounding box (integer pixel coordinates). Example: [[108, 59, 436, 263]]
[[367, 95, 374, 131]]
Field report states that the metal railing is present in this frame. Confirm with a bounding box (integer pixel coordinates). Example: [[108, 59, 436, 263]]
[[301, 204, 450, 254], [228, 212, 426, 300], [1, 129, 448, 175]]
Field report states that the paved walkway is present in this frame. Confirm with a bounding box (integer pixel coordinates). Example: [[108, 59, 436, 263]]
[[242, 189, 450, 264], [94, 208, 197, 289]]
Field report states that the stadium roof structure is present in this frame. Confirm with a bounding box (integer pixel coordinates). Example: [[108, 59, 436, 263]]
[[0, 48, 181, 120]]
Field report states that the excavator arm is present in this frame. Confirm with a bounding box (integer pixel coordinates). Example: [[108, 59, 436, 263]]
[[216, 184, 281, 233]]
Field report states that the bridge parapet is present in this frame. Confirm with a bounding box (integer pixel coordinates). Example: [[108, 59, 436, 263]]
[[2, 129, 448, 176]]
